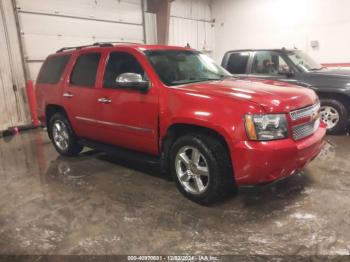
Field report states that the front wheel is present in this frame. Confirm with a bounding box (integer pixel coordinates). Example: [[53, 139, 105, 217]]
[[320, 99, 348, 135], [169, 134, 236, 205]]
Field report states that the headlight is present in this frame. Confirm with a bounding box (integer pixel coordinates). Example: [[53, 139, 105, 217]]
[[245, 114, 288, 141]]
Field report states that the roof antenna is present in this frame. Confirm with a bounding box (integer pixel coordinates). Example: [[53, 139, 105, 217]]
[[185, 43, 191, 48]]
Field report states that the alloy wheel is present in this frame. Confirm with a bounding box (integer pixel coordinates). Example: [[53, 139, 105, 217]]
[[52, 120, 70, 151], [175, 146, 210, 195], [320, 106, 340, 129]]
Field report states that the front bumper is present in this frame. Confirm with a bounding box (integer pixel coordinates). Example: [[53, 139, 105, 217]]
[[229, 126, 326, 185]]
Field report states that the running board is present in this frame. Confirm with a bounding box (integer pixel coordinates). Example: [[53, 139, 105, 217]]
[[78, 139, 160, 166]]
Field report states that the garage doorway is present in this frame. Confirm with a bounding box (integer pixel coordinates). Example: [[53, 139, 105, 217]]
[[14, 0, 145, 81]]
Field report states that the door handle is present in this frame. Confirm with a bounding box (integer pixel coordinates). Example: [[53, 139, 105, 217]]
[[63, 92, 74, 98], [97, 97, 112, 104]]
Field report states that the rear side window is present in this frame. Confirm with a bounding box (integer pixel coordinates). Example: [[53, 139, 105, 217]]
[[226, 52, 249, 74], [70, 53, 101, 87], [37, 55, 70, 84]]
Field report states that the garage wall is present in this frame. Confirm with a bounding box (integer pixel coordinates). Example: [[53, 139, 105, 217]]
[[0, 0, 29, 130], [169, 0, 214, 53], [15, 0, 145, 80], [212, 0, 350, 65]]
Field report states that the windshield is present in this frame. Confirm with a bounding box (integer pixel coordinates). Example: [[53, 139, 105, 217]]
[[144, 50, 231, 86], [286, 50, 322, 71]]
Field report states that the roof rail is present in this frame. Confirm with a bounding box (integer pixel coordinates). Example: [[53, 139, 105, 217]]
[[56, 42, 142, 53], [56, 45, 92, 53], [93, 41, 142, 47]]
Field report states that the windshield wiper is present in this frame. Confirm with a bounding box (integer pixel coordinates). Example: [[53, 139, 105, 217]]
[[170, 79, 207, 85], [309, 66, 327, 71], [199, 75, 233, 81], [219, 74, 234, 79], [170, 75, 232, 85], [198, 77, 222, 81]]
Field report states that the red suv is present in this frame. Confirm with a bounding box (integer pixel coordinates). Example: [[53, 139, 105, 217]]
[[36, 43, 326, 204]]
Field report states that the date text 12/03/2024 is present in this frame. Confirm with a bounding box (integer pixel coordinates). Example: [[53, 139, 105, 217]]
[[127, 255, 220, 261]]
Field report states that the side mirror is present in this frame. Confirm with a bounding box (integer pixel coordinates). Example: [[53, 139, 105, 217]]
[[285, 69, 294, 78], [278, 67, 294, 78], [115, 73, 149, 92]]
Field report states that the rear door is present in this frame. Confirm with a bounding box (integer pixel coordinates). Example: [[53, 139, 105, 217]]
[[62, 51, 102, 140], [93, 50, 159, 155], [222, 51, 251, 77], [36, 54, 71, 122]]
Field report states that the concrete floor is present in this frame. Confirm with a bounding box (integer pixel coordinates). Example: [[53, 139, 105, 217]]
[[0, 129, 349, 255]]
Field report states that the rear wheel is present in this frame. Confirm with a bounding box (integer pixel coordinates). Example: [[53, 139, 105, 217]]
[[320, 99, 348, 134], [48, 113, 83, 156], [170, 134, 236, 205]]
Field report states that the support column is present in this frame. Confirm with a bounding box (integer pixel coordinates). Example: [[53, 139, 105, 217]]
[[146, 0, 172, 45]]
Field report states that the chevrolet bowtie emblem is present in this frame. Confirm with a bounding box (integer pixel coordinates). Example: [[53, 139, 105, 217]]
[[311, 110, 320, 121]]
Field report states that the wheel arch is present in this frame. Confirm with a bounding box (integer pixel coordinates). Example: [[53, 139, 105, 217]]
[[317, 92, 350, 134], [45, 104, 69, 139], [160, 123, 232, 174], [317, 92, 350, 112]]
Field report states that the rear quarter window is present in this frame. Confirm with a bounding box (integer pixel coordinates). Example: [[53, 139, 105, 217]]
[[226, 52, 249, 74], [37, 55, 71, 84]]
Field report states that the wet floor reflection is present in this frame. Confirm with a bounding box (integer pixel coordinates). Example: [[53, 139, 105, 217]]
[[0, 129, 350, 255]]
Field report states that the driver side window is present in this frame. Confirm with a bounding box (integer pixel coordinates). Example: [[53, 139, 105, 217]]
[[252, 51, 290, 75], [103, 52, 145, 88]]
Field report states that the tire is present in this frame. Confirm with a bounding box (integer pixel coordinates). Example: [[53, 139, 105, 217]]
[[48, 113, 83, 156], [169, 134, 237, 205], [320, 99, 348, 135]]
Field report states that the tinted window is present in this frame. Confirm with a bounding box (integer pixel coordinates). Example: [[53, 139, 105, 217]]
[[252, 51, 290, 75], [37, 55, 70, 84], [70, 53, 101, 87], [226, 52, 249, 74], [104, 52, 144, 88]]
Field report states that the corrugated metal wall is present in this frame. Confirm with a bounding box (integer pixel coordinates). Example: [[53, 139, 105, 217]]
[[0, 0, 29, 131], [14, 0, 145, 80], [169, 0, 214, 53]]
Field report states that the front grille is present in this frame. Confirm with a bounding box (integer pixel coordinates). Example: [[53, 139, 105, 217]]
[[292, 118, 320, 140], [290, 102, 320, 121]]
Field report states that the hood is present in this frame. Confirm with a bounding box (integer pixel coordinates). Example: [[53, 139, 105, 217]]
[[310, 68, 350, 78], [173, 77, 318, 113], [303, 68, 350, 89]]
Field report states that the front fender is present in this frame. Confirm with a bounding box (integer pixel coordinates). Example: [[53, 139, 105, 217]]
[[160, 89, 264, 143]]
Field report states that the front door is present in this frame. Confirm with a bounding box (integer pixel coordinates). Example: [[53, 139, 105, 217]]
[[248, 51, 300, 84], [94, 50, 159, 155]]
